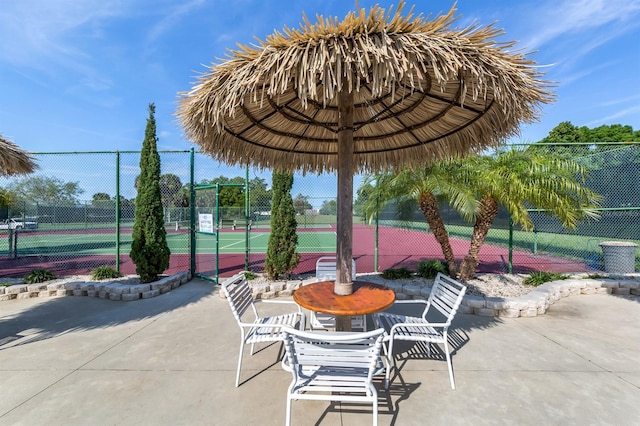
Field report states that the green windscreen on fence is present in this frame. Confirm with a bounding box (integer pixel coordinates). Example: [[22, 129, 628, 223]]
[[1, 144, 639, 278]]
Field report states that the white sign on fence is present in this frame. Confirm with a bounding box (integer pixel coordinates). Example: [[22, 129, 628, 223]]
[[198, 213, 214, 233]]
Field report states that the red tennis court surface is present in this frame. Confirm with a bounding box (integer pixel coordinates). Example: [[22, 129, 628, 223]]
[[0, 225, 594, 278]]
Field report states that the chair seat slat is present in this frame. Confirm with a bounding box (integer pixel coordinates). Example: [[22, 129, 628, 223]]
[[282, 327, 385, 426], [373, 273, 466, 390], [222, 273, 305, 387]]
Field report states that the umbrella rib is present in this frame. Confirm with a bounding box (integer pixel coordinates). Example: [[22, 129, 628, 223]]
[[224, 97, 493, 155], [289, 107, 328, 152], [239, 103, 335, 142], [375, 95, 423, 147], [267, 97, 338, 133], [305, 88, 396, 112], [354, 84, 428, 130], [221, 126, 337, 155], [354, 81, 464, 143], [424, 91, 487, 116], [359, 98, 496, 154]]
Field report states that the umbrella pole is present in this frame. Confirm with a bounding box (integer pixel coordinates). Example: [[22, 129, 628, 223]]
[[335, 84, 354, 297]]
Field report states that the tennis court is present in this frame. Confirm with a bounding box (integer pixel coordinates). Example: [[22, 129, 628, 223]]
[[0, 226, 338, 255], [0, 223, 593, 279]]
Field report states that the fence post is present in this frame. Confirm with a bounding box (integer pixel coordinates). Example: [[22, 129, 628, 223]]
[[374, 194, 379, 273], [115, 151, 121, 273], [215, 184, 220, 281], [189, 148, 196, 276], [508, 218, 513, 273], [245, 165, 249, 271], [8, 229, 14, 258]]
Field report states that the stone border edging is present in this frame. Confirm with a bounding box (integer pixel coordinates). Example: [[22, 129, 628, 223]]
[[231, 275, 640, 318], [0, 271, 191, 302], [4, 271, 638, 317]]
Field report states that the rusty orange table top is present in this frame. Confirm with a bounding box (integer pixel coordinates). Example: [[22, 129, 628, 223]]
[[293, 281, 396, 316]]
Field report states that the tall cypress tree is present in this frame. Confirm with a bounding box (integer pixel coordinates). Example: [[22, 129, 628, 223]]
[[130, 103, 170, 283], [265, 171, 300, 280]]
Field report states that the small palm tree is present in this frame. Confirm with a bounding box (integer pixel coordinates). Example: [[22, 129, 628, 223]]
[[362, 160, 477, 278], [457, 149, 601, 281], [363, 149, 601, 281]]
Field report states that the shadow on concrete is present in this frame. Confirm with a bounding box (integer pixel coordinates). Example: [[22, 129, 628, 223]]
[[0, 279, 215, 350]]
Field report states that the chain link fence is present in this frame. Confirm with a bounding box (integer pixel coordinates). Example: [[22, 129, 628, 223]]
[[0, 143, 638, 279], [0, 151, 197, 277]]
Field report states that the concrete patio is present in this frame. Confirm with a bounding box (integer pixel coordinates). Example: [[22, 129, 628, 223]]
[[0, 277, 638, 425]]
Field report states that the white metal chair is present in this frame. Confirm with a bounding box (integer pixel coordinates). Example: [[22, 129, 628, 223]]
[[374, 273, 467, 390], [280, 326, 386, 426], [221, 273, 306, 387], [311, 256, 366, 331]]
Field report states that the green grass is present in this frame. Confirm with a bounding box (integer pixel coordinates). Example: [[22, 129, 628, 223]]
[[443, 224, 640, 264], [380, 219, 640, 269], [1, 229, 337, 256]]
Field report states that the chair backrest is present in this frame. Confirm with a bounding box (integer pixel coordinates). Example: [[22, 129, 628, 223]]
[[282, 327, 385, 383], [221, 273, 257, 324], [426, 273, 467, 325], [315, 256, 356, 281]]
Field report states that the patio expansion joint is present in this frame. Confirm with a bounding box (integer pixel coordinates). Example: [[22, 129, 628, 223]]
[[510, 319, 617, 375], [0, 308, 169, 421]]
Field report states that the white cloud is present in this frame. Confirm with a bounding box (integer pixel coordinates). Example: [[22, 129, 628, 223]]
[[599, 95, 640, 107], [523, 0, 640, 49], [146, 0, 206, 43], [0, 0, 128, 65], [585, 105, 640, 127]]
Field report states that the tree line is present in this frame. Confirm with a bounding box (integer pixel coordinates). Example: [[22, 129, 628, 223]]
[[1, 121, 637, 212]]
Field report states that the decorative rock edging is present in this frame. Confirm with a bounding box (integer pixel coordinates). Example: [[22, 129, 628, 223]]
[[0, 271, 191, 302], [457, 277, 640, 318], [230, 274, 640, 318]]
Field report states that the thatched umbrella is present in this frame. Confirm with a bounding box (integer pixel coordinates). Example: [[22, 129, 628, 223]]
[[0, 134, 37, 176], [177, 2, 553, 296]]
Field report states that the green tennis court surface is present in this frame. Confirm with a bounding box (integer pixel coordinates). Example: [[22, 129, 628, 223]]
[[2, 229, 337, 256], [196, 230, 336, 253]]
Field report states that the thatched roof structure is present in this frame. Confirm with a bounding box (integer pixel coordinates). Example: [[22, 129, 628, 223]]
[[0, 134, 37, 176], [177, 2, 553, 174], [177, 2, 554, 297]]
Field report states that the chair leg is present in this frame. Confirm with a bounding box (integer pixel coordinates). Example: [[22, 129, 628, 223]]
[[384, 340, 394, 390], [236, 340, 245, 387], [372, 390, 378, 426], [285, 396, 293, 426], [443, 338, 456, 390]]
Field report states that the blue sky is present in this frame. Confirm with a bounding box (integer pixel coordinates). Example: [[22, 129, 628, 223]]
[[1, 0, 639, 202]]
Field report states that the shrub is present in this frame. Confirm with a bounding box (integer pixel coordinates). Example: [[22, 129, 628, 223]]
[[24, 269, 57, 284], [244, 271, 258, 280], [264, 171, 300, 280], [130, 103, 171, 283], [524, 271, 568, 287], [586, 273, 605, 279], [416, 259, 448, 279], [381, 267, 413, 280], [91, 265, 122, 280]]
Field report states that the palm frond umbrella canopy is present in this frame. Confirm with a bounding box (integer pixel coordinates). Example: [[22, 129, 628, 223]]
[[177, 2, 553, 295], [0, 135, 37, 176]]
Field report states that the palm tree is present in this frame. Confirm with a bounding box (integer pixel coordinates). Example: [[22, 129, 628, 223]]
[[363, 149, 601, 281], [362, 161, 478, 278], [456, 149, 601, 281]]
